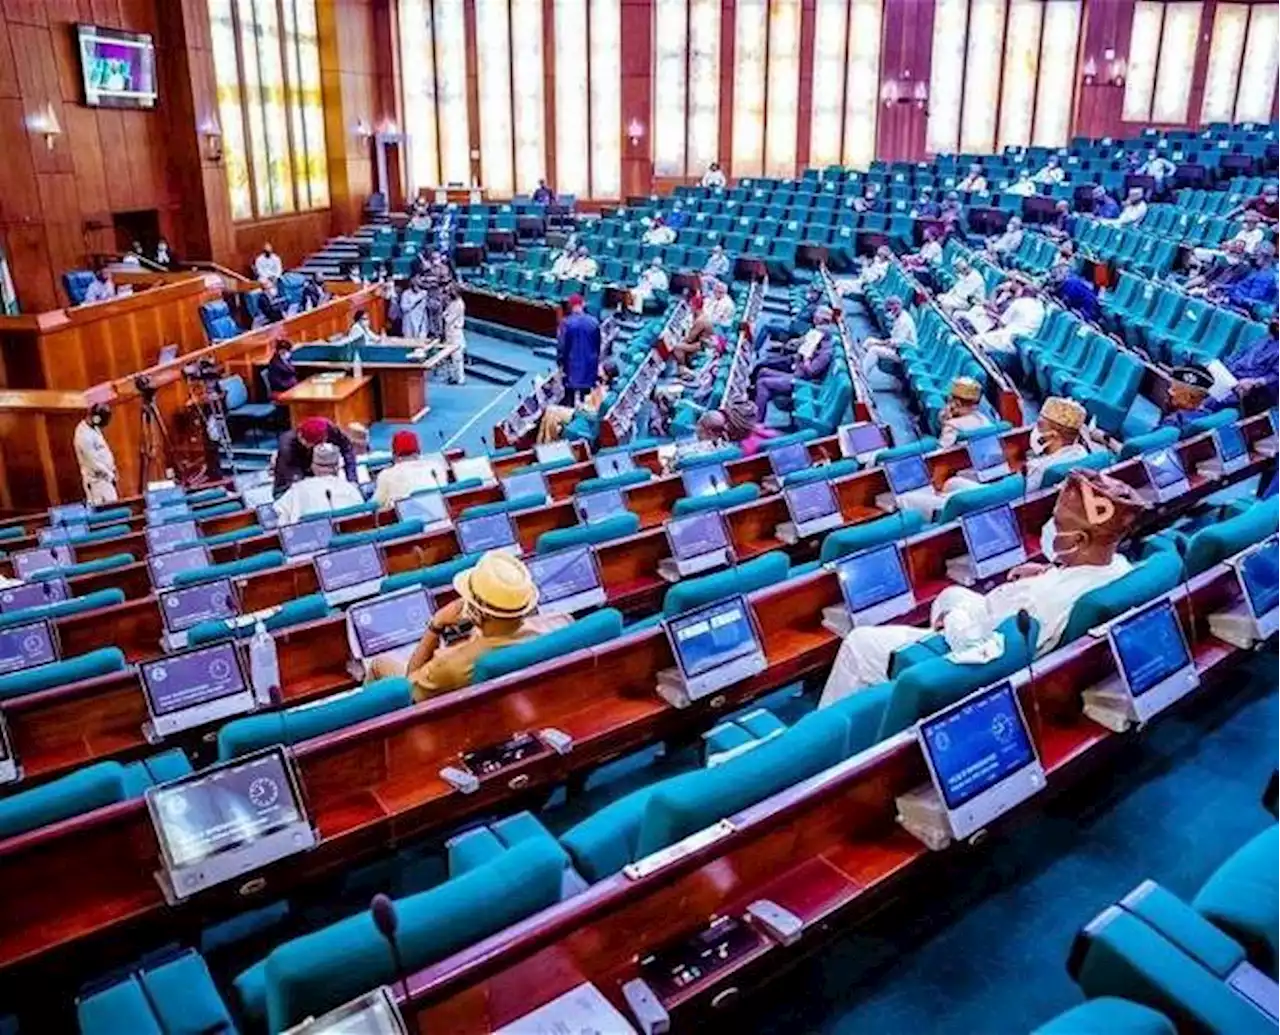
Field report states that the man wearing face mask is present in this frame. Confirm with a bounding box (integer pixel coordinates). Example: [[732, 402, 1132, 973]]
[[74, 403, 118, 505], [819, 469, 1146, 706]]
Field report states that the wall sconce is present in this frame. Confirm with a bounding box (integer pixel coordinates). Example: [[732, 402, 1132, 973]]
[[377, 118, 400, 138], [200, 117, 223, 162], [1108, 58, 1126, 86], [354, 118, 373, 143], [27, 103, 61, 150], [1082, 56, 1098, 85], [912, 81, 929, 109], [627, 118, 645, 146], [880, 79, 901, 106]]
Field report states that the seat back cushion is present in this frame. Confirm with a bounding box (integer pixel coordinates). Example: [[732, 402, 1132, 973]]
[[472, 608, 623, 683], [535, 513, 640, 554], [662, 550, 789, 617], [0, 761, 127, 840], [0, 647, 127, 701]]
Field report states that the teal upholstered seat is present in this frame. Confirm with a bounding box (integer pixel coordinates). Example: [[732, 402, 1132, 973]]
[[329, 518, 424, 550], [135, 950, 237, 1035], [217, 677, 412, 760], [0, 588, 124, 631], [458, 494, 545, 520], [186, 593, 332, 647], [1039, 450, 1116, 489], [0, 526, 24, 543], [819, 510, 924, 563], [535, 513, 640, 554], [675, 446, 743, 470], [574, 469, 652, 495], [781, 458, 861, 488], [234, 838, 564, 1032], [381, 553, 481, 593], [661, 551, 789, 617], [0, 647, 126, 701], [472, 608, 623, 683], [327, 500, 380, 520], [42, 523, 130, 547], [1177, 407, 1240, 439], [441, 477, 484, 496], [119, 749, 192, 797], [1192, 824, 1279, 974], [177, 525, 262, 550], [671, 482, 760, 515], [935, 474, 1026, 525], [955, 420, 1012, 442], [447, 811, 567, 878], [1060, 552, 1182, 645], [186, 487, 229, 506], [757, 428, 819, 453], [1119, 426, 1179, 461], [874, 437, 939, 464], [77, 976, 165, 1035], [85, 507, 131, 526], [29, 552, 133, 581], [1031, 999, 1176, 1035], [189, 500, 243, 521], [171, 550, 284, 589], [1184, 501, 1278, 576]]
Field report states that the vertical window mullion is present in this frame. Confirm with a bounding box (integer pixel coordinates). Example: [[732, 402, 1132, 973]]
[[1150, 6, 1167, 121], [1232, 3, 1252, 122], [276, 0, 301, 211], [231, 0, 262, 218]]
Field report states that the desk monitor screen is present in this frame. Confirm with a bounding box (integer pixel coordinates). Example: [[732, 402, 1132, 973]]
[[139, 640, 248, 718], [768, 442, 811, 480], [1109, 598, 1197, 719], [966, 432, 1006, 472], [681, 463, 729, 499], [147, 502, 191, 525], [38, 524, 87, 545], [280, 518, 334, 558], [147, 520, 199, 556], [918, 680, 1043, 838], [527, 546, 603, 610], [962, 504, 1024, 564], [233, 471, 271, 494], [516, 395, 539, 419], [576, 487, 627, 524], [12, 546, 74, 580], [595, 452, 635, 479], [1143, 447, 1186, 489], [281, 987, 408, 1035], [49, 503, 88, 525], [257, 503, 281, 531], [884, 455, 930, 495], [1241, 536, 1279, 622], [349, 586, 433, 657], [786, 480, 840, 526], [148, 545, 211, 590], [0, 621, 57, 676], [668, 595, 762, 679], [836, 543, 912, 618], [666, 511, 729, 561], [146, 485, 185, 508], [315, 543, 384, 594], [0, 578, 68, 614], [456, 512, 518, 555], [1216, 422, 1248, 464], [241, 484, 275, 510], [534, 441, 575, 466], [161, 579, 239, 634], [839, 422, 888, 460], [397, 492, 449, 526], [451, 455, 495, 485], [501, 470, 547, 502]]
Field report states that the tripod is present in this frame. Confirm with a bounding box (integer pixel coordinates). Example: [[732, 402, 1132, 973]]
[[137, 386, 179, 493]]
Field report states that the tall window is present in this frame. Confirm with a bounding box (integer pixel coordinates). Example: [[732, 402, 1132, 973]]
[[550, 0, 620, 197], [472, 0, 546, 196], [1235, 4, 1279, 124], [926, 0, 967, 153], [809, 0, 883, 171], [1123, 1, 1204, 123], [842, 0, 883, 170], [732, 0, 802, 178], [208, 0, 329, 220], [652, 0, 721, 179], [1201, 3, 1250, 123]]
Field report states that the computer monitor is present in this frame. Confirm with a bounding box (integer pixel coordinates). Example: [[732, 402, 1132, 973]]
[[959, 504, 1026, 580], [241, 484, 275, 510], [256, 503, 281, 531], [456, 512, 520, 556], [48, 502, 88, 526], [534, 441, 575, 465], [1239, 536, 1279, 637], [0, 710, 16, 784], [145, 746, 315, 900], [1141, 447, 1188, 503], [575, 487, 627, 524], [146, 519, 199, 556], [451, 455, 495, 485], [833, 543, 915, 626], [396, 491, 450, 527], [527, 545, 606, 615], [883, 454, 930, 496], [1213, 422, 1249, 475], [666, 511, 730, 564], [917, 680, 1044, 840], [147, 501, 192, 525], [665, 594, 767, 700], [0, 577, 68, 614], [0, 620, 57, 676], [160, 578, 239, 635], [681, 462, 729, 499], [138, 638, 256, 736], [783, 480, 843, 538], [314, 543, 385, 602], [233, 471, 271, 495], [347, 586, 434, 659], [838, 422, 887, 462], [280, 988, 408, 1035], [279, 518, 334, 559], [11, 545, 74, 580], [145, 485, 185, 508], [965, 432, 1010, 481], [148, 544, 210, 590], [501, 470, 547, 502], [1107, 598, 1198, 722], [38, 523, 87, 545], [767, 442, 811, 481], [594, 451, 636, 479]]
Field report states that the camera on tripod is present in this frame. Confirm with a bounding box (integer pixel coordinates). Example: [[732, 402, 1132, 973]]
[[182, 357, 226, 393], [134, 372, 157, 402]]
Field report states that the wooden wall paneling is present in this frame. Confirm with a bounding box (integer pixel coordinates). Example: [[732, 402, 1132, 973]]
[[1074, 0, 1136, 141], [796, 0, 817, 171], [620, 0, 654, 200], [719, 0, 736, 177], [877, 0, 934, 163], [542, 0, 557, 190]]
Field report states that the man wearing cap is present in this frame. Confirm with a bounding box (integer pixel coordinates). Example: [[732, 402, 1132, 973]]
[[272, 442, 364, 525], [1112, 187, 1148, 227], [557, 294, 602, 405], [754, 308, 835, 422], [273, 416, 359, 493], [938, 375, 993, 448], [936, 257, 987, 315], [820, 469, 1145, 706], [373, 430, 447, 507], [1160, 354, 1276, 430], [376, 551, 569, 699], [1023, 397, 1091, 491]]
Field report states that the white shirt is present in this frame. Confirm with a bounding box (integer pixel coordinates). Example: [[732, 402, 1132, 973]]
[[941, 269, 986, 309], [1000, 296, 1046, 337], [637, 268, 669, 293], [273, 474, 364, 525], [890, 310, 917, 346], [939, 409, 992, 448], [373, 459, 448, 507], [1116, 200, 1148, 226], [643, 226, 675, 246], [254, 253, 284, 280], [707, 295, 736, 325], [1033, 165, 1064, 185], [991, 229, 1024, 255], [83, 279, 116, 304], [569, 257, 598, 279], [1232, 227, 1265, 254], [701, 169, 727, 188], [550, 254, 575, 278], [1140, 157, 1176, 181], [1025, 441, 1088, 492], [958, 175, 988, 193], [74, 420, 116, 485], [1008, 179, 1037, 196]]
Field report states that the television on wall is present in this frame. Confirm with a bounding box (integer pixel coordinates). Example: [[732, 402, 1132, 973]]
[[76, 24, 158, 110]]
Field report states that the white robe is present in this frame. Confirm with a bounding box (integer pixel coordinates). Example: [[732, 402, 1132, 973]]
[[643, 226, 676, 246], [443, 297, 466, 382], [272, 474, 364, 525], [254, 253, 284, 280], [374, 458, 448, 507], [977, 297, 1046, 354], [819, 554, 1132, 706], [938, 270, 986, 312], [399, 288, 430, 338], [707, 295, 736, 325], [1024, 441, 1088, 492], [938, 409, 993, 448], [630, 268, 669, 312], [74, 420, 117, 504]]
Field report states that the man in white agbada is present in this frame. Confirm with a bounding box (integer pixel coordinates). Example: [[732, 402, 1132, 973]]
[[701, 162, 727, 189], [272, 442, 364, 525], [642, 216, 676, 246], [442, 283, 466, 383], [985, 216, 1025, 262], [629, 257, 669, 313], [74, 404, 118, 505], [820, 469, 1146, 707], [937, 257, 986, 314], [1032, 156, 1064, 185], [1007, 170, 1037, 197], [860, 295, 917, 389], [1112, 188, 1148, 227], [839, 246, 892, 296], [975, 279, 1046, 362], [373, 430, 448, 506], [706, 279, 736, 326], [568, 246, 599, 280], [1192, 209, 1266, 265], [893, 376, 994, 520]]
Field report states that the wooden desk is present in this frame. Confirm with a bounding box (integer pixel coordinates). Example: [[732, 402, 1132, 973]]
[[281, 375, 376, 429]]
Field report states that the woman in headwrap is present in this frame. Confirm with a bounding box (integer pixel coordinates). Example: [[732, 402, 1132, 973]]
[[695, 393, 778, 456]]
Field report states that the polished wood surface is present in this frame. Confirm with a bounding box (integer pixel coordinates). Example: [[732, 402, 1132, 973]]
[[281, 374, 377, 429]]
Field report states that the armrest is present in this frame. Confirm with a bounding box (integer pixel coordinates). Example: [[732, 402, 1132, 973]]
[[1118, 880, 1246, 979]]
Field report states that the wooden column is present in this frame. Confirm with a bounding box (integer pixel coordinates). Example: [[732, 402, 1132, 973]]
[[621, 0, 655, 200]]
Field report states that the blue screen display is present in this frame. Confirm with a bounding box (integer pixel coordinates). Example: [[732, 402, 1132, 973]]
[[0, 579, 67, 614], [884, 455, 929, 494], [140, 641, 246, 716], [0, 621, 56, 675], [535, 441, 574, 465], [12, 546, 73, 580], [841, 422, 886, 457], [669, 596, 759, 677], [967, 433, 1006, 471], [1144, 448, 1186, 489], [527, 546, 601, 604], [963, 505, 1023, 563], [595, 452, 635, 479], [787, 481, 839, 524], [1242, 538, 1279, 619], [147, 520, 198, 555], [148, 545, 210, 589], [769, 442, 810, 478], [667, 512, 728, 560], [921, 682, 1036, 810], [1113, 600, 1191, 696], [350, 587, 433, 655], [315, 544, 383, 592], [577, 488, 626, 524], [502, 471, 547, 501], [1216, 423, 1247, 462], [38, 524, 87, 545], [161, 579, 238, 633], [147, 502, 192, 525], [256, 503, 280, 531], [280, 518, 333, 558], [145, 486, 185, 507], [456, 513, 517, 554], [397, 492, 448, 525], [837, 544, 910, 613], [682, 463, 729, 499], [48, 503, 88, 525]]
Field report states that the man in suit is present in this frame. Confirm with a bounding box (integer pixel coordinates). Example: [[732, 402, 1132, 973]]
[[557, 294, 602, 405]]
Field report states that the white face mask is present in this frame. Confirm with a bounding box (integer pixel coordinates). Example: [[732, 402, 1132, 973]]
[[1041, 516, 1086, 563], [1029, 426, 1048, 456]]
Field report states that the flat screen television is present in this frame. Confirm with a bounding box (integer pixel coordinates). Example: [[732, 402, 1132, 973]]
[[77, 24, 158, 110]]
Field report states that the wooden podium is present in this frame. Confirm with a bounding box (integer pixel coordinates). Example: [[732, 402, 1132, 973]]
[[280, 375, 377, 430]]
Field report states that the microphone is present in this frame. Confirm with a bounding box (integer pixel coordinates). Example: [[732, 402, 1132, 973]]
[[1173, 536, 1198, 655], [326, 489, 335, 514], [1016, 607, 1042, 732], [371, 893, 411, 1004]]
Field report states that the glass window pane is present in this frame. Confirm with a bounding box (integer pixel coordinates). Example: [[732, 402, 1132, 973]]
[[843, 0, 882, 170], [589, 0, 621, 197], [960, 0, 1005, 155], [252, 0, 295, 213], [400, 0, 440, 191], [653, 0, 688, 177], [554, 0, 589, 196], [1151, 2, 1202, 124], [1236, 5, 1279, 123], [511, 0, 545, 193], [927, 0, 967, 154], [208, 0, 253, 220], [1202, 3, 1248, 124], [765, 0, 801, 178], [292, 0, 328, 209], [476, 0, 514, 196], [237, 0, 273, 214], [1123, 1, 1163, 121], [280, 0, 309, 207], [1032, 0, 1081, 147], [435, 0, 471, 185], [732, 0, 768, 176], [997, 0, 1041, 151], [809, 0, 849, 170], [687, 0, 721, 177]]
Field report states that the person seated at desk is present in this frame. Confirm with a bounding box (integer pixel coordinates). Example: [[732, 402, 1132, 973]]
[[948, 395, 1088, 498], [1006, 170, 1037, 197], [254, 242, 283, 282], [819, 469, 1145, 706], [642, 216, 676, 246], [669, 297, 720, 374], [272, 442, 364, 525], [701, 162, 727, 189], [1159, 333, 1278, 428], [373, 430, 445, 506], [706, 279, 736, 326], [371, 551, 570, 699], [122, 241, 144, 267], [256, 277, 288, 325], [1043, 200, 1075, 243], [1195, 210, 1268, 268], [974, 279, 1046, 372], [957, 163, 988, 193], [629, 257, 669, 313], [549, 245, 576, 280], [860, 295, 917, 389], [702, 244, 732, 286], [1091, 186, 1121, 220], [1226, 183, 1279, 224], [937, 375, 993, 448], [912, 186, 941, 218], [985, 216, 1025, 263], [938, 192, 964, 237], [274, 417, 359, 492], [697, 397, 777, 457], [1110, 187, 1148, 227], [82, 266, 117, 305], [754, 311, 835, 422], [1033, 155, 1065, 186], [300, 273, 328, 311], [538, 360, 618, 442], [266, 339, 299, 398], [568, 246, 598, 280], [851, 182, 881, 214], [74, 403, 118, 505], [333, 308, 381, 361], [1050, 263, 1101, 321], [936, 256, 986, 315], [532, 179, 555, 205], [903, 226, 944, 279]]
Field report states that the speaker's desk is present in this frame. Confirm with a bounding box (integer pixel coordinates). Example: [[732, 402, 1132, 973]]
[[289, 338, 456, 421]]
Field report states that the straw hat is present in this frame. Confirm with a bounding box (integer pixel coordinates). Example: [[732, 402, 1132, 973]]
[[950, 376, 982, 403], [452, 551, 538, 619], [1040, 396, 1086, 433]]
